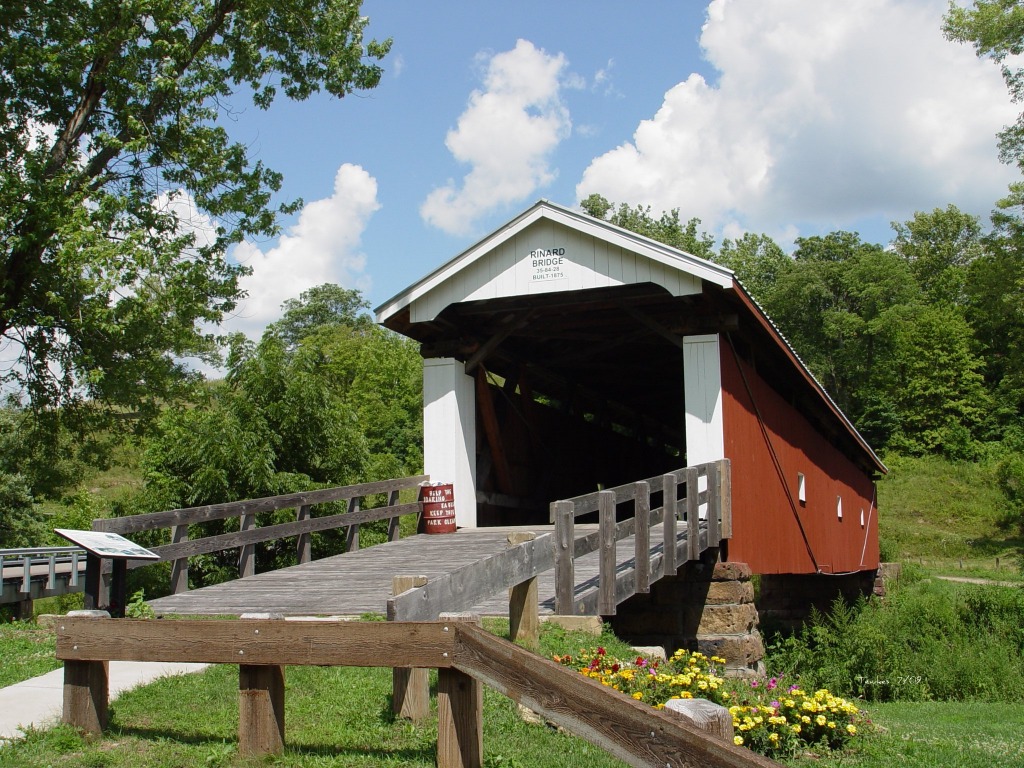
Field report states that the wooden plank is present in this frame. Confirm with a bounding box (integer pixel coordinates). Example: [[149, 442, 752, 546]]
[[387, 491, 402, 542], [634, 482, 650, 594], [451, 623, 781, 768], [130, 502, 422, 567], [598, 491, 616, 615], [687, 467, 700, 562], [239, 664, 285, 756], [663, 474, 677, 574], [388, 534, 555, 622], [553, 501, 575, 615], [56, 618, 455, 668], [438, 614, 483, 768], [95, 475, 429, 534]]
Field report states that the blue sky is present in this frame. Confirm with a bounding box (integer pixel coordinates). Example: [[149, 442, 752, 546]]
[[208, 0, 1019, 339]]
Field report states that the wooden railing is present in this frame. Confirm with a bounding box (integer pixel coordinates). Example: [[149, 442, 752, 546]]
[[92, 475, 429, 596], [553, 459, 732, 615], [56, 613, 779, 768]]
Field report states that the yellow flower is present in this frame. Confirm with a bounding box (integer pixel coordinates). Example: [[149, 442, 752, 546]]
[[769, 733, 780, 743], [815, 715, 826, 726], [734, 736, 744, 746], [846, 724, 857, 735], [632, 692, 643, 700], [791, 724, 801, 734]]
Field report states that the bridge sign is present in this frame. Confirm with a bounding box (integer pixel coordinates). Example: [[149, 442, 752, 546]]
[[55, 529, 159, 617], [54, 529, 159, 560]]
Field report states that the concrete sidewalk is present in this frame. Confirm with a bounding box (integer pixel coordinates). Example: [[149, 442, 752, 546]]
[[0, 662, 208, 742]]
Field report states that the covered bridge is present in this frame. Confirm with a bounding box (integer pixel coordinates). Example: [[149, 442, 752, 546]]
[[376, 200, 885, 577]]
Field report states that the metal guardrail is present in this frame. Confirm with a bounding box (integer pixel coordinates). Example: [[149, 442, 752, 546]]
[[0, 546, 87, 599]]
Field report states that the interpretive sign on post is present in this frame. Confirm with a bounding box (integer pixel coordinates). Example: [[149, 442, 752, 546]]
[[54, 529, 159, 617]]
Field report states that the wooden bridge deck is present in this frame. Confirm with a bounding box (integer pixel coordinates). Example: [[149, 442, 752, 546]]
[[147, 525, 685, 618]]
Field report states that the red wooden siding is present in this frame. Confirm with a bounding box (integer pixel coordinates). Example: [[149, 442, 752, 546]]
[[720, 338, 879, 575]]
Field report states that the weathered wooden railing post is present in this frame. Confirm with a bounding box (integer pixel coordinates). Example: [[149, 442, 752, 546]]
[[238, 613, 285, 756], [634, 481, 651, 593], [720, 458, 733, 541], [553, 500, 574, 615], [597, 490, 616, 615], [170, 524, 189, 594], [506, 532, 538, 649], [663, 473, 678, 574], [296, 505, 312, 564], [61, 610, 111, 735], [686, 466, 700, 562], [386, 489, 402, 541], [239, 513, 256, 579], [707, 462, 721, 545], [437, 612, 483, 768], [391, 575, 430, 722], [345, 497, 360, 552]]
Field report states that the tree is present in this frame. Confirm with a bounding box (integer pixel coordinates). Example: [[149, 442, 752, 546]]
[[580, 194, 716, 260], [0, 1, 390, 429], [717, 232, 790, 303], [944, 1, 1024, 171], [891, 205, 983, 303], [271, 283, 373, 347]]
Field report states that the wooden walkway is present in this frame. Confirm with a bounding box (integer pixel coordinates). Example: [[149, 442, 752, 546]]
[[146, 525, 688, 618]]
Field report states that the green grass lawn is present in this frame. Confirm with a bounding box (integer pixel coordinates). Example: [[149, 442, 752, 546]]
[[0, 621, 59, 688]]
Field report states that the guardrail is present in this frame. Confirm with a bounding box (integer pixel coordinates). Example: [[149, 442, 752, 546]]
[[90, 475, 429, 599], [56, 613, 778, 767], [1, 546, 88, 617]]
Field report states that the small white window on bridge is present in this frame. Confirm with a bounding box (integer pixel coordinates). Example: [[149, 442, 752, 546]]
[[836, 495, 843, 520], [797, 473, 806, 503]]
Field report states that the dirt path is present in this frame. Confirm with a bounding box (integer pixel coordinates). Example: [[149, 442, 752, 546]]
[[935, 575, 1021, 588]]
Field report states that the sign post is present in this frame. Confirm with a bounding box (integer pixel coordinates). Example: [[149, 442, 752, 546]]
[[54, 529, 159, 617]]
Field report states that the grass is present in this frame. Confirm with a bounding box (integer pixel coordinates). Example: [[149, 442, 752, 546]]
[[876, 454, 1023, 576], [785, 701, 1024, 768], [0, 621, 632, 768], [0, 621, 59, 687]]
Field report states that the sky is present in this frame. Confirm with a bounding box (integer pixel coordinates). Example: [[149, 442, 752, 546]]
[[209, 0, 1020, 341]]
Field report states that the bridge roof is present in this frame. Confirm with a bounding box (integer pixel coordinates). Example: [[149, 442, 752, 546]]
[[376, 200, 885, 476]]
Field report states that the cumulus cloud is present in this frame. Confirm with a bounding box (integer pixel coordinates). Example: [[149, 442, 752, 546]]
[[577, 0, 1019, 240], [227, 163, 379, 339], [421, 39, 572, 235]]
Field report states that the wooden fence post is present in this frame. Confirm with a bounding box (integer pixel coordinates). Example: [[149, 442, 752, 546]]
[[387, 489, 402, 541], [296, 505, 312, 564], [392, 575, 430, 722], [239, 513, 256, 579], [170, 524, 189, 594], [437, 612, 483, 768], [506, 532, 538, 650], [346, 497, 360, 552], [634, 481, 651, 593], [553, 501, 575, 615], [663, 474, 677, 574], [720, 458, 733, 541], [686, 466, 700, 562], [237, 612, 285, 756], [61, 610, 111, 735], [597, 490, 616, 616], [239, 664, 285, 756], [707, 462, 721, 545]]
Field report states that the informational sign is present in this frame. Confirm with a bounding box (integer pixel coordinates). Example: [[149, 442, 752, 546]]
[[54, 529, 160, 560], [528, 247, 567, 282]]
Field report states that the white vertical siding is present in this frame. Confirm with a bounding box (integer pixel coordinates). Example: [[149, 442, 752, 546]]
[[423, 358, 477, 527], [684, 334, 725, 463]]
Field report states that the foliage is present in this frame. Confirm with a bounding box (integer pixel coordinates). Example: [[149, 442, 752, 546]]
[[0, 471, 44, 547], [0, 0, 390, 435], [765, 578, 1024, 703], [124, 589, 156, 619], [580, 193, 716, 260]]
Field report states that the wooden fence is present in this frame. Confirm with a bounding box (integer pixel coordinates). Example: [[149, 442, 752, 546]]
[[56, 613, 778, 768], [90, 475, 428, 604]]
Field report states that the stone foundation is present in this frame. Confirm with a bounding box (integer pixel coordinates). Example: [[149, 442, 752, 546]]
[[757, 569, 878, 633], [607, 555, 764, 677]]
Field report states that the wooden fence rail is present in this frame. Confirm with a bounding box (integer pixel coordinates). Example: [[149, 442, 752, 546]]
[[554, 459, 731, 616], [56, 614, 779, 768], [89, 475, 428, 602]]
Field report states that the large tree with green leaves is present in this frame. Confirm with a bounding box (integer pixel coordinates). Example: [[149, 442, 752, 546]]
[[0, 1, 390, 428]]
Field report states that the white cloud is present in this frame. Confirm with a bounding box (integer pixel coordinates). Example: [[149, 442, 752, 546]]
[[421, 39, 572, 235], [227, 163, 379, 339], [577, 0, 1019, 240]]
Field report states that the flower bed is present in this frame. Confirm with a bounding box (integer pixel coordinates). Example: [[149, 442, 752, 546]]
[[555, 647, 866, 759]]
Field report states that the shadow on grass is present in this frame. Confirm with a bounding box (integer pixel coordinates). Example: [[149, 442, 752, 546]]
[[108, 724, 437, 763]]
